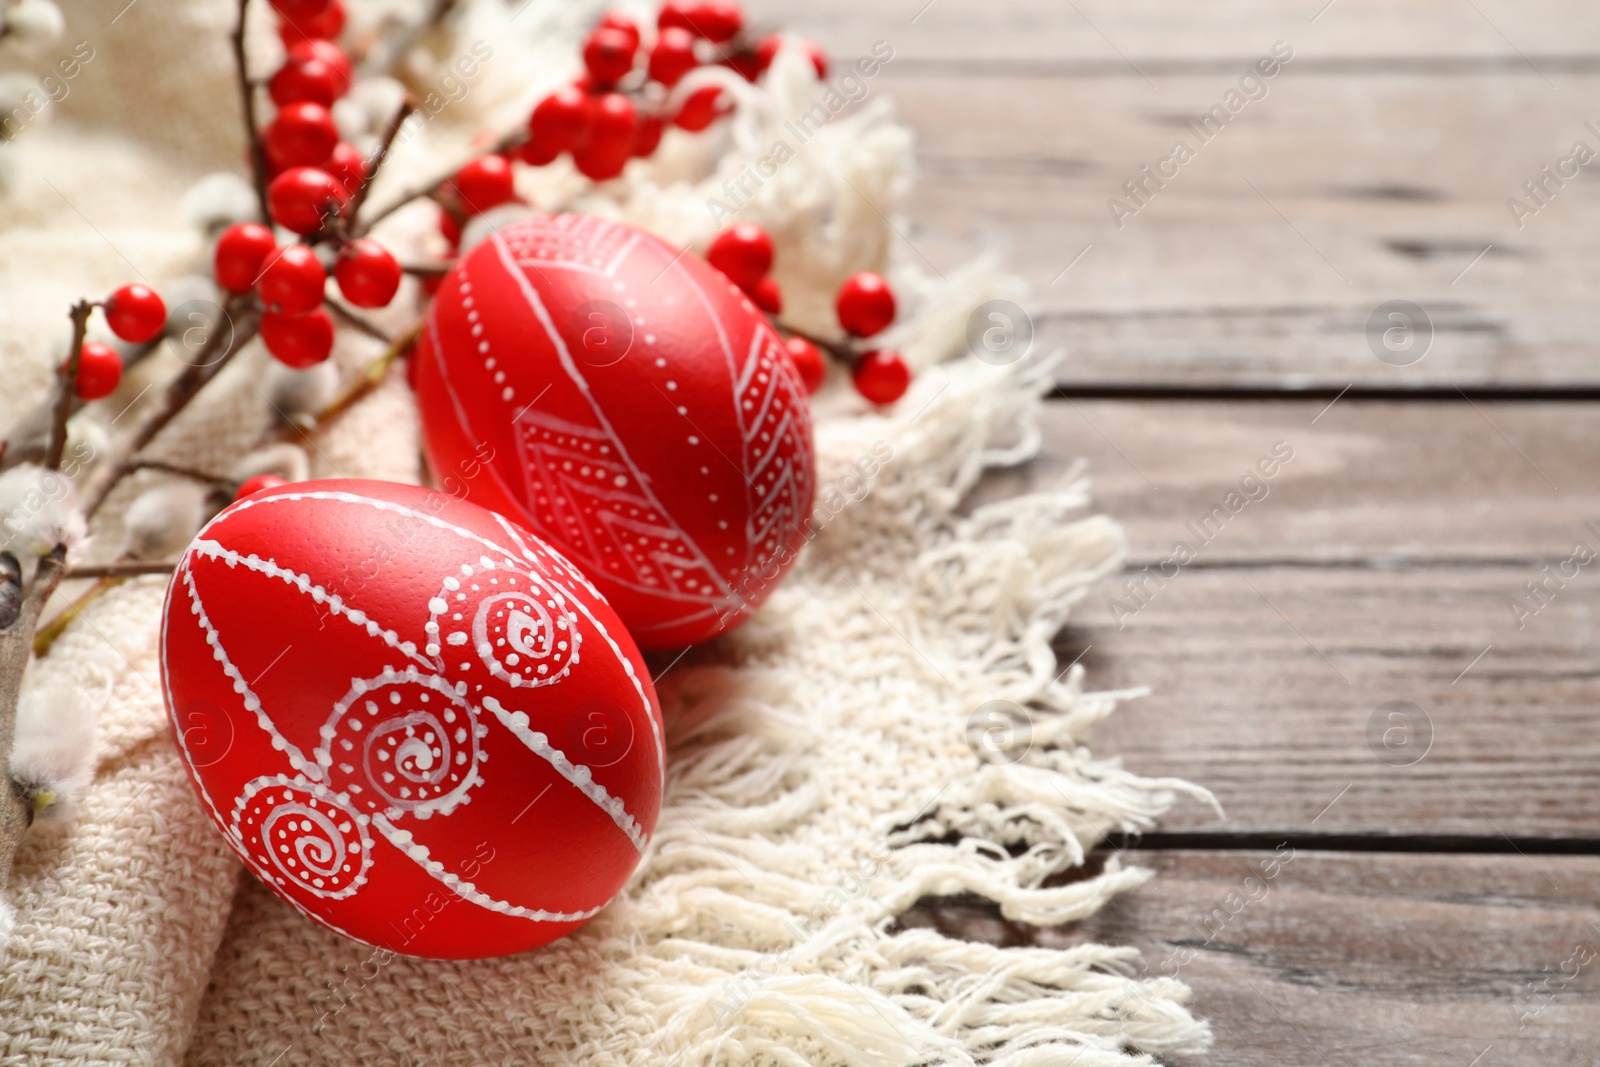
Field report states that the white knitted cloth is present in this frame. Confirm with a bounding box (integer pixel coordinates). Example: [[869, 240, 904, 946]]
[[0, 2, 1212, 1063]]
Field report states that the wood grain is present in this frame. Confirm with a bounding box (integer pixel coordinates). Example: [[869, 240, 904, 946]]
[[900, 850, 1600, 1066], [754, 1, 1600, 1059], [895, 70, 1600, 387], [967, 400, 1600, 837], [745, 0, 1600, 386], [974, 400, 1600, 563], [748, 0, 1600, 63], [1060, 563, 1600, 837]]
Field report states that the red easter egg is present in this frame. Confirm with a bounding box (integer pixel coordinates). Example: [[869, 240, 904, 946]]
[[414, 214, 816, 649], [160, 478, 663, 959]]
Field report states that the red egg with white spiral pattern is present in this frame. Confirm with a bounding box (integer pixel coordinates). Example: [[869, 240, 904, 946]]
[[160, 478, 662, 959]]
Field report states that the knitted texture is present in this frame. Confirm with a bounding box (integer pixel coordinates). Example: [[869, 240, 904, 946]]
[[0, 2, 1213, 1063]]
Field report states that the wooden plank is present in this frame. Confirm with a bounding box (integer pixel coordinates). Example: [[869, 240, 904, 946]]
[[900, 850, 1600, 1066], [889, 69, 1600, 387], [1062, 564, 1600, 837], [973, 400, 1600, 563], [746, 0, 1600, 64]]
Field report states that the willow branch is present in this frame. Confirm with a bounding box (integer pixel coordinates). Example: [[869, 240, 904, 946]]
[[64, 561, 176, 580], [125, 459, 231, 487], [0, 546, 67, 897]]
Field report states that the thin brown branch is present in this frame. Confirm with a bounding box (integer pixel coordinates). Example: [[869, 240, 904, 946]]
[[233, 0, 271, 224], [65, 561, 175, 580], [342, 100, 416, 234], [1, 337, 163, 473], [401, 261, 454, 278], [80, 298, 262, 520], [775, 319, 859, 364], [44, 302, 94, 472], [326, 300, 394, 343], [354, 127, 524, 236], [126, 459, 230, 486]]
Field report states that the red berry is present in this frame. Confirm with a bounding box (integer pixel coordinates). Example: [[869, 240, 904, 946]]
[[722, 53, 762, 82], [756, 33, 828, 78], [574, 93, 635, 180], [334, 238, 401, 309], [528, 85, 588, 155], [673, 85, 727, 131], [259, 244, 327, 314], [755, 35, 779, 73], [658, 2, 693, 31], [804, 40, 829, 78], [277, 0, 344, 45], [71, 341, 123, 400], [264, 100, 339, 168], [573, 139, 632, 181], [587, 92, 636, 149], [632, 114, 664, 157], [516, 137, 561, 166], [749, 275, 781, 314], [103, 283, 167, 343], [449, 154, 516, 216], [268, 57, 340, 107], [326, 141, 367, 195], [270, 0, 329, 20], [261, 307, 335, 367], [583, 26, 637, 86], [214, 223, 277, 293], [836, 271, 895, 337], [598, 10, 640, 49], [235, 473, 288, 500], [268, 166, 345, 234], [852, 349, 910, 404], [706, 222, 773, 289], [648, 26, 698, 87], [684, 0, 742, 42], [287, 39, 352, 95], [783, 335, 824, 394]]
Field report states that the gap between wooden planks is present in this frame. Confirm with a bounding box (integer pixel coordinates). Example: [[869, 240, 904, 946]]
[[898, 850, 1600, 1066]]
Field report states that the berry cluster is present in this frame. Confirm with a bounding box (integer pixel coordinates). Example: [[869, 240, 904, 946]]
[[702, 222, 911, 404], [514, 2, 828, 181], [247, 0, 846, 368], [60, 3, 899, 404], [202, 0, 407, 366]]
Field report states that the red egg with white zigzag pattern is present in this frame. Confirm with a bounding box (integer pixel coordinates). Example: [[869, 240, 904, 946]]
[[159, 478, 662, 959], [414, 214, 816, 650]]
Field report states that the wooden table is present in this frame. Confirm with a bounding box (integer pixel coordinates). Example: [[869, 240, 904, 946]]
[[754, 1, 1600, 1061]]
